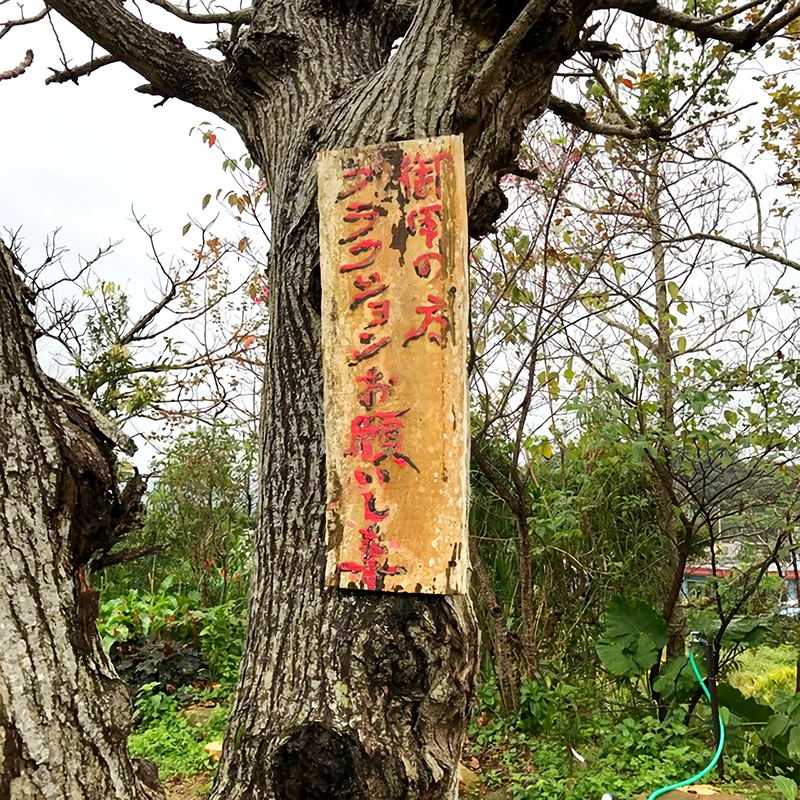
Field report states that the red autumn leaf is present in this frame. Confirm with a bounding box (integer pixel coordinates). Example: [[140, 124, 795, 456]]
[[242, 334, 256, 349], [208, 133, 217, 147], [621, 78, 633, 89]]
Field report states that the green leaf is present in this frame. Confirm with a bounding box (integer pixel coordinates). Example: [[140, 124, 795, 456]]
[[596, 642, 637, 676], [717, 684, 772, 724], [774, 776, 798, 800], [789, 725, 800, 760], [202, 193, 211, 210], [763, 712, 790, 743], [596, 597, 669, 676], [668, 280, 680, 301], [182, 222, 192, 236], [677, 336, 687, 353]]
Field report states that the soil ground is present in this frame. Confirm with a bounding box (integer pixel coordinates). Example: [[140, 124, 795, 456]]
[[163, 774, 212, 799]]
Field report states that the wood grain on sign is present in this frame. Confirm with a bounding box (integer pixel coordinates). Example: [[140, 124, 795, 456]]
[[318, 135, 469, 595]]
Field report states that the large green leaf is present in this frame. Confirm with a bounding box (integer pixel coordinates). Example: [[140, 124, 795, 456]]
[[717, 683, 772, 724], [596, 597, 669, 676]]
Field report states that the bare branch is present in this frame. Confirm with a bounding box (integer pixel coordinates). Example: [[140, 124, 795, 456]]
[[93, 544, 167, 571], [606, 0, 800, 47], [0, 48, 32, 81], [548, 94, 666, 139], [0, 5, 46, 43], [703, 0, 770, 25], [45, 0, 242, 120], [142, 0, 253, 25], [681, 232, 800, 272], [45, 53, 119, 85]]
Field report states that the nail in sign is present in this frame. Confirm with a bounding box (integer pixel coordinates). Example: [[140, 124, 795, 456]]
[[318, 135, 469, 594]]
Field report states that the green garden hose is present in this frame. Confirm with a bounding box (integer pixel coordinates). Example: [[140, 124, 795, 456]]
[[647, 650, 726, 800]]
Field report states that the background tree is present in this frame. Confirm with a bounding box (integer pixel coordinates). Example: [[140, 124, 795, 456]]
[[139, 421, 256, 607], [3, 1, 800, 799]]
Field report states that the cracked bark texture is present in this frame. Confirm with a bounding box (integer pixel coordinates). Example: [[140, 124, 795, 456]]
[[28, 1, 596, 797], [0, 243, 158, 799], [211, 6, 592, 799]]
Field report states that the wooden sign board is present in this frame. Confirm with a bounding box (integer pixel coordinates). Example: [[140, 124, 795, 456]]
[[318, 135, 469, 595]]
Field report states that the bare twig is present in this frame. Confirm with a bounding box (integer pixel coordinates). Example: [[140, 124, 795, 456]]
[[45, 53, 119, 84], [142, 0, 252, 25], [680, 232, 800, 272], [0, 5, 46, 43]]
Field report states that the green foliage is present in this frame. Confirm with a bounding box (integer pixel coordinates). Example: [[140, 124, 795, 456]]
[[761, 695, 800, 762], [775, 775, 798, 800], [517, 678, 578, 735], [68, 281, 166, 417], [97, 580, 246, 688], [101, 419, 256, 606], [97, 577, 200, 653], [128, 683, 228, 779], [467, 699, 744, 800], [143, 421, 254, 607], [596, 597, 669, 676], [731, 646, 799, 704]]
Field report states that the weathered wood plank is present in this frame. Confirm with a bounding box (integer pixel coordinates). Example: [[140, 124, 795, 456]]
[[318, 135, 469, 594]]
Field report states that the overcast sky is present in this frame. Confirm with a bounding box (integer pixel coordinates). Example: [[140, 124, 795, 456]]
[[1, 12, 241, 294]]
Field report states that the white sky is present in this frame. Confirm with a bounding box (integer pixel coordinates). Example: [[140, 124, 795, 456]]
[[1, 13, 241, 301]]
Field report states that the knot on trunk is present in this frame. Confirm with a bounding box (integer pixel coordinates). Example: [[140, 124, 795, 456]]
[[272, 723, 361, 800]]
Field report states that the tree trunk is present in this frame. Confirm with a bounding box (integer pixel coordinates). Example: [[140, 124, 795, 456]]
[[0, 243, 159, 799], [646, 150, 688, 660], [470, 539, 521, 714], [211, 4, 578, 796]]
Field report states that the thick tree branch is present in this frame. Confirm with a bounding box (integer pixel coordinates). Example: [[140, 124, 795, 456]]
[[465, 0, 551, 109], [605, 0, 800, 47], [548, 94, 669, 139], [45, 0, 242, 120], [45, 53, 118, 85]]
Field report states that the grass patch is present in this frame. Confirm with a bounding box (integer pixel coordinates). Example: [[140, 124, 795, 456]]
[[730, 646, 798, 704]]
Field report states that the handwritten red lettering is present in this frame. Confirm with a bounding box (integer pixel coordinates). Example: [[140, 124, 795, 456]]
[[337, 166, 378, 201], [339, 524, 404, 591], [350, 272, 388, 310], [350, 336, 390, 364], [412, 252, 441, 279], [348, 411, 418, 471], [398, 152, 452, 201], [340, 239, 382, 273], [407, 204, 442, 249], [356, 366, 396, 410], [404, 295, 449, 347], [365, 299, 390, 327], [340, 202, 385, 244]]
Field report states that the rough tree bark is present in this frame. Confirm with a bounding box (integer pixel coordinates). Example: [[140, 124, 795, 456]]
[[0, 242, 158, 799], [7, 0, 798, 797]]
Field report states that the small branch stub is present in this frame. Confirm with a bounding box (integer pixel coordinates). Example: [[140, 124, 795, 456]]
[[318, 135, 470, 595]]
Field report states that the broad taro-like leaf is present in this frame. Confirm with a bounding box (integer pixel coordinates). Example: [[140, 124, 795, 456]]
[[717, 683, 772, 725], [596, 597, 669, 676]]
